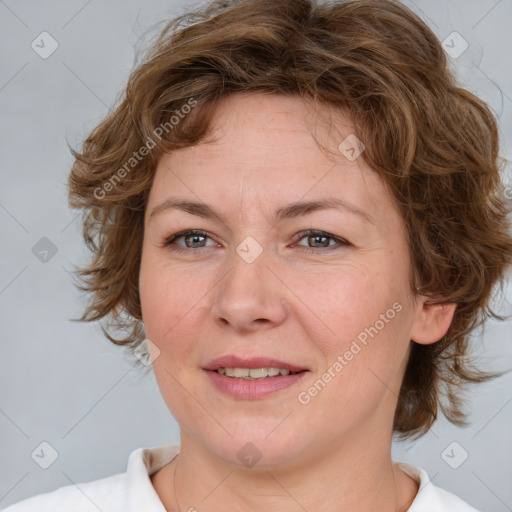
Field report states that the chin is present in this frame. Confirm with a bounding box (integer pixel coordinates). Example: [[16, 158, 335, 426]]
[[198, 423, 311, 470]]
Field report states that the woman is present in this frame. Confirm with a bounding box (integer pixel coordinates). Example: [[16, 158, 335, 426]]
[[5, 0, 511, 510]]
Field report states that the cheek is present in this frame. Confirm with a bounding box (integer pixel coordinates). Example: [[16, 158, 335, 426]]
[[296, 262, 402, 340], [139, 257, 203, 417], [138, 254, 212, 405], [300, 262, 412, 391], [139, 252, 197, 339]]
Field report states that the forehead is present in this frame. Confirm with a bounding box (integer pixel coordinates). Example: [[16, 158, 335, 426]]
[[148, 93, 397, 226]]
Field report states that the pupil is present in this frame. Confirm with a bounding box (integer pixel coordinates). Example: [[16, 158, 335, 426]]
[[186, 235, 205, 248], [310, 235, 328, 247]]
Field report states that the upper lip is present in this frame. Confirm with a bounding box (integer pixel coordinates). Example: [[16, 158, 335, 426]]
[[203, 355, 307, 373]]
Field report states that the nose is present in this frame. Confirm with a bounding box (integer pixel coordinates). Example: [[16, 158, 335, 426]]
[[210, 242, 288, 333]]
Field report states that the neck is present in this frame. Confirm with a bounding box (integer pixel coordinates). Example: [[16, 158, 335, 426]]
[[153, 426, 418, 512]]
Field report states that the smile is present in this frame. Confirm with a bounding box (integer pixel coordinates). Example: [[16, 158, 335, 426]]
[[215, 367, 302, 379], [203, 355, 309, 398]]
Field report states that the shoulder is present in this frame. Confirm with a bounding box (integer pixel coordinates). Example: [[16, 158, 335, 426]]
[[433, 486, 481, 511], [2, 472, 127, 512], [395, 461, 480, 512], [3, 444, 180, 512]]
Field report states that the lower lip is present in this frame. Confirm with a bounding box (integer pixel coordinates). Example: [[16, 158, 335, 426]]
[[205, 370, 308, 399]]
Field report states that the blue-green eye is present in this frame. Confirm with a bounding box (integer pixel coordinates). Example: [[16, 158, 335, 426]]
[[163, 229, 350, 253], [164, 229, 215, 249], [294, 230, 350, 252]]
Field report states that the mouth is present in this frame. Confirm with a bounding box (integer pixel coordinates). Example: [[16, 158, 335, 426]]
[[203, 355, 309, 399], [214, 367, 305, 379], [203, 355, 308, 375]]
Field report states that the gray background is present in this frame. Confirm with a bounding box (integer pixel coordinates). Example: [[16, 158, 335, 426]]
[[1, 0, 511, 510]]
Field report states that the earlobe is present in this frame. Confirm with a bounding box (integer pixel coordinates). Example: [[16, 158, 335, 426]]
[[410, 297, 457, 345]]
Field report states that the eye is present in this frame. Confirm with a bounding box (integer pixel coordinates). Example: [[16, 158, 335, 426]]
[[164, 229, 218, 251], [293, 230, 350, 252], [163, 229, 350, 253]]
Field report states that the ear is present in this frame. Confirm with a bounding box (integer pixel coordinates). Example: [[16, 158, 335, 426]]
[[410, 295, 457, 345]]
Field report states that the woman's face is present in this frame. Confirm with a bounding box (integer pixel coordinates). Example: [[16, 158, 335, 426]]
[[139, 92, 431, 467]]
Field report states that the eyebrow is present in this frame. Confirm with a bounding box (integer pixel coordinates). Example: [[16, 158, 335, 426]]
[[148, 197, 375, 224]]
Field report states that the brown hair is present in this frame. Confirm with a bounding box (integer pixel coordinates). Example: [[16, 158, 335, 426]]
[[67, 0, 512, 439]]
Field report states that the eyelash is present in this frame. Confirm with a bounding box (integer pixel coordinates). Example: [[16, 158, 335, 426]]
[[163, 229, 350, 254]]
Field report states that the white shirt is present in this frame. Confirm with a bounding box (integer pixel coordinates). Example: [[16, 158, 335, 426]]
[[3, 443, 480, 511]]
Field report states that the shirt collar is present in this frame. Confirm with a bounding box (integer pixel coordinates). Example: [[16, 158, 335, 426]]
[[394, 461, 445, 511], [126, 443, 180, 512]]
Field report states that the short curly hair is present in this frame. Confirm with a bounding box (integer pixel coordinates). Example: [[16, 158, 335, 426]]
[[67, 0, 512, 439]]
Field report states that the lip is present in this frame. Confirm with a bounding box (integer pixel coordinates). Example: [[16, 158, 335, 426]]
[[203, 355, 309, 400], [203, 355, 307, 373], [205, 369, 308, 400]]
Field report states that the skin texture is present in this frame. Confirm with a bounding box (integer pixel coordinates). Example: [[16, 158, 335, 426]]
[[139, 92, 456, 512]]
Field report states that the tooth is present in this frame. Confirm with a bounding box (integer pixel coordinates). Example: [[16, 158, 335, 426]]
[[249, 368, 269, 378], [216, 367, 297, 378], [223, 368, 235, 377], [233, 368, 250, 378]]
